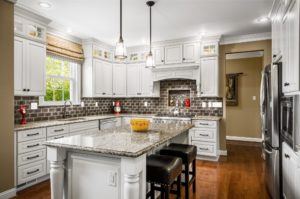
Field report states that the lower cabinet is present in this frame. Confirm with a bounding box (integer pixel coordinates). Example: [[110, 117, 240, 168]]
[[189, 119, 220, 160], [282, 142, 300, 199]]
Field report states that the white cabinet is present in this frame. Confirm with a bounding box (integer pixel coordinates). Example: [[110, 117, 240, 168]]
[[14, 37, 46, 96], [141, 66, 154, 96], [200, 41, 219, 57], [200, 57, 219, 97], [183, 43, 198, 63], [126, 64, 141, 97], [189, 120, 220, 160], [282, 142, 300, 199], [94, 59, 113, 97], [153, 47, 165, 66], [281, 0, 300, 93], [113, 63, 127, 97], [164, 45, 182, 64]]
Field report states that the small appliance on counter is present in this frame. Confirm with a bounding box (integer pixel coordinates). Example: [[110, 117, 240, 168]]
[[113, 101, 122, 114], [19, 104, 27, 125]]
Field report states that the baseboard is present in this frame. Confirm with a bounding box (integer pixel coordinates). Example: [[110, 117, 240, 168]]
[[0, 188, 16, 199], [226, 136, 262, 143], [219, 150, 228, 156]]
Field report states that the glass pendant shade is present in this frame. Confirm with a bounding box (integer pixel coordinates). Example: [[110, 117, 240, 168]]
[[115, 36, 127, 59], [145, 52, 155, 68]]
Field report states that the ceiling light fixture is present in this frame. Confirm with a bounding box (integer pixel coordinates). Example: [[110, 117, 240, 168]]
[[255, 16, 270, 24], [67, 28, 72, 33], [145, 1, 155, 68], [115, 0, 127, 60], [39, 1, 52, 8]]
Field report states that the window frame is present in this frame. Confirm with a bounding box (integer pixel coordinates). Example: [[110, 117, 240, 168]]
[[39, 54, 81, 106]]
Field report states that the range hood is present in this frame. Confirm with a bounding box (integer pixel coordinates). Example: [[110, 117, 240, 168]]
[[152, 63, 201, 95]]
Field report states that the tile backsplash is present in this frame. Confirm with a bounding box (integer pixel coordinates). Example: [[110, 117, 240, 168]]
[[14, 80, 223, 124]]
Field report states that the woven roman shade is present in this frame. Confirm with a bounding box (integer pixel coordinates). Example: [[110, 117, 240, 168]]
[[46, 34, 84, 62]]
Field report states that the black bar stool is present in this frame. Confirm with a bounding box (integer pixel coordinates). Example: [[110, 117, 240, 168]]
[[146, 154, 182, 199], [160, 143, 197, 199]]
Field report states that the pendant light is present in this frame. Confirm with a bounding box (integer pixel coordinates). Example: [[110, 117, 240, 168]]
[[145, 1, 155, 68], [115, 0, 127, 59]]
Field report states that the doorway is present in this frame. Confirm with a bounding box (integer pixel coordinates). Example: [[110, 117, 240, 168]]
[[225, 51, 264, 141]]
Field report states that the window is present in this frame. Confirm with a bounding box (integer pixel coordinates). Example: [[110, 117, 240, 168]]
[[39, 55, 81, 106]]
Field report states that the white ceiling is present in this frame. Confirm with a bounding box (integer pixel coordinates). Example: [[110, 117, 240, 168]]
[[17, 0, 273, 46]]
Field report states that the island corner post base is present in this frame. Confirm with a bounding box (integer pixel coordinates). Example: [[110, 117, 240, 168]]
[[47, 146, 147, 199]]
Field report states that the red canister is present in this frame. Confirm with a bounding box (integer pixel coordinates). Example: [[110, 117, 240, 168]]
[[184, 98, 191, 108]]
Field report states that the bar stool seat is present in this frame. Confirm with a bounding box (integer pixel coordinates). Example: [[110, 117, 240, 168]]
[[147, 154, 182, 199], [160, 143, 197, 199]]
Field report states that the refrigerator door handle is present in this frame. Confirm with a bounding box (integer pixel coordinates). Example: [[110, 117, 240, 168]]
[[262, 141, 273, 154]]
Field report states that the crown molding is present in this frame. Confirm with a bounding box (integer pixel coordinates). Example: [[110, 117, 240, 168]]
[[220, 32, 271, 45], [5, 0, 17, 4], [47, 27, 82, 44], [14, 5, 51, 25]]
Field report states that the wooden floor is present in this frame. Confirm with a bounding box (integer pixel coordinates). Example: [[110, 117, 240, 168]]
[[12, 141, 270, 199]]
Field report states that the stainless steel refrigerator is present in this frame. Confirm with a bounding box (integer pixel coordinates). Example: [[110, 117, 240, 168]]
[[260, 62, 282, 199]]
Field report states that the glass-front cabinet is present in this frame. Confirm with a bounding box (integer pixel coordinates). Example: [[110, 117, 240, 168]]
[[200, 41, 219, 57]]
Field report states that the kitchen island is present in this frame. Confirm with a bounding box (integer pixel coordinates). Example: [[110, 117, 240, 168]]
[[45, 123, 193, 199]]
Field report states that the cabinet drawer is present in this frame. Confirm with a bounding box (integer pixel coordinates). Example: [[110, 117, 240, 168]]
[[18, 138, 45, 154], [69, 121, 99, 133], [47, 133, 69, 141], [17, 128, 46, 142], [69, 128, 99, 136], [47, 125, 69, 137], [192, 141, 217, 157], [190, 128, 216, 142], [18, 160, 46, 185], [192, 120, 216, 128], [18, 149, 46, 166]]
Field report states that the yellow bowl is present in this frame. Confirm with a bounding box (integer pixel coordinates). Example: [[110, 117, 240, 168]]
[[130, 119, 150, 132]]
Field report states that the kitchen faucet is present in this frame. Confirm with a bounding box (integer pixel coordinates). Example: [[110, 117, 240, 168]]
[[63, 100, 73, 118]]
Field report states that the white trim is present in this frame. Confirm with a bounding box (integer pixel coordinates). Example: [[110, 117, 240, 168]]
[[226, 51, 264, 60], [226, 136, 263, 142], [220, 32, 271, 45], [0, 188, 16, 199], [219, 150, 228, 156]]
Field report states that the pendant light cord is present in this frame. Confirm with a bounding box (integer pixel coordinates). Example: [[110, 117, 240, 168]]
[[120, 0, 123, 39], [149, 4, 152, 52]]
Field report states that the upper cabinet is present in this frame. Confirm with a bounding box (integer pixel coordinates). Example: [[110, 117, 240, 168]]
[[94, 60, 113, 97], [164, 45, 183, 64], [200, 57, 219, 97], [200, 41, 219, 57], [14, 37, 46, 96], [153, 47, 165, 66], [183, 43, 198, 63], [113, 64, 127, 97], [272, 0, 300, 93]]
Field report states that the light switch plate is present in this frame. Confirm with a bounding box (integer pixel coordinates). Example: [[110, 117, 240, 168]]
[[30, 102, 38, 110], [80, 102, 85, 107], [201, 102, 207, 108], [95, 102, 99, 107], [252, 96, 256, 101], [144, 101, 148, 107]]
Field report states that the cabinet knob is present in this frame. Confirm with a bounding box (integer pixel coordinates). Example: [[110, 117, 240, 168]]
[[284, 153, 290, 159], [102, 92, 106, 95], [284, 82, 290, 87], [27, 89, 30, 92], [183, 58, 186, 61], [113, 93, 115, 95], [273, 54, 277, 58], [161, 60, 164, 63], [23, 89, 26, 91]]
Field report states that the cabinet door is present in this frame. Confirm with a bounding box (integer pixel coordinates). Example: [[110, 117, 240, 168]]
[[94, 60, 113, 97], [126, 64, 141, 97], [140, 66, 153, 96], [282, 14, 290, 93], [183, 43, 197, 63], [14, 37, 26, 95], [26, 40, 46, 96], [200, 57, 219, 97], [153, 47, 165, 66], [112, 63, 126, 97], [164, 45, 182, 64]]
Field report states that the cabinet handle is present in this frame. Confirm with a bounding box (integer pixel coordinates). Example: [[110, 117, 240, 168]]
[[273, 54, 277, 58], [284, 153, 290, 159], [199, 133, 209, 137], [53, 136, 64, 139], [199, 123, 209, 125], [284, 82, 290, 87], [23, 89, 26, 92], [183, 58, 186, 61], [113, 93, 116, 95], [26, 155, 39, 160], [27, 89, 30, 92], [199, 147, 209, 151], [102, 92, 106, 95], [54, 129, 64, 132], [161, 60, 164, 62], [27, 169, 40, 175], [27, 133, 39, 137], [27, 144, 39, 148]]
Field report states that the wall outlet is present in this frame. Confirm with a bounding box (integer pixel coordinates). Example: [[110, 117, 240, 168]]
[[144, 101, 148, 107], [80, 102, 85, 107], [212, 102, 223, 108], [201, 102, 207, 108], [208, 102, 212, 108], [30, 102, 38, 110], [252, 96, 256, 101], [95, 102, 99, 107]]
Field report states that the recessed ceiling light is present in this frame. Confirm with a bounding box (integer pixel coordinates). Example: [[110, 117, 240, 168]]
[[255, 16, 270, 24], [67, 28, 72, 33], [39, 1, 52, 8]]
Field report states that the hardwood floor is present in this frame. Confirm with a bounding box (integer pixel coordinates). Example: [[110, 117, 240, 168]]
[[13, 141, 270, 199]]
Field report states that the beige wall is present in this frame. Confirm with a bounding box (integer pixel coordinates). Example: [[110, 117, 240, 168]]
[[0, 0, 15, 192], [226, 57, 263, 138], [219, 40, 271, 150]]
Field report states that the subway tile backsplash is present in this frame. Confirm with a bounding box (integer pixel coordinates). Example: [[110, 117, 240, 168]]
[[14, 80, 223, 124]]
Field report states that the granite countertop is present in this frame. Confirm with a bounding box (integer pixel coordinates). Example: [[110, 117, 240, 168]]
[[192, 115, 222, 121], [44, 123, 194, 157], [14, 114, 155, 131]]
